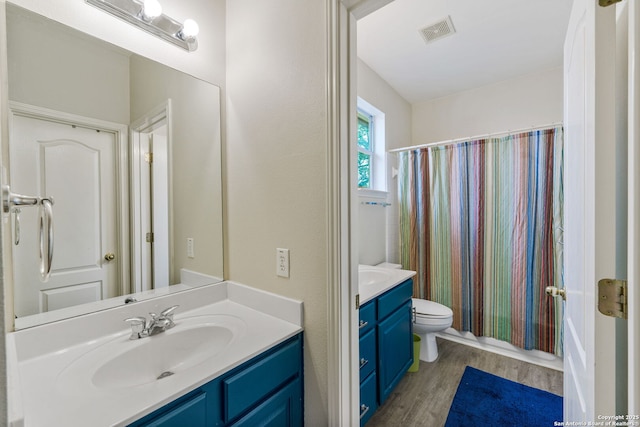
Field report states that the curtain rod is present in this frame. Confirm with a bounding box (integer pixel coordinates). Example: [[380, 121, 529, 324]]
[[387, 122, 563, 153]]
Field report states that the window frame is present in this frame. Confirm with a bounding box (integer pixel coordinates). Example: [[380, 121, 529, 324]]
[[357, 109, 375, 189]]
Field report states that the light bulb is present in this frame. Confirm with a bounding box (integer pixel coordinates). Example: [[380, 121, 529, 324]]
[[180, 19, 200, 40], [141, 0, 162, 21]]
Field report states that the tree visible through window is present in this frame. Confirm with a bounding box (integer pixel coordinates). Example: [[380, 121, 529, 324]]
[[358, 111, 373, 188]]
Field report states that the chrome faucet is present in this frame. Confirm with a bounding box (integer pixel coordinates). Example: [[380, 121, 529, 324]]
[[124, 305, 179, 340]]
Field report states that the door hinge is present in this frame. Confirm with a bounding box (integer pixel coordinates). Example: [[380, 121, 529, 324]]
[[146, 232, 154, 243], [355, 294, 360, 310], [145, 152, 153, 163], [598, 278, 627, 319], [599, 0, 622, 6]]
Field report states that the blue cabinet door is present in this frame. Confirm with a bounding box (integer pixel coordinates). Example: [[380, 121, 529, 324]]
[[377, 300, 413, 403]]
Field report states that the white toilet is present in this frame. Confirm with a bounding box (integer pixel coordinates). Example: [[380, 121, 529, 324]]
[[411, 298, 453, 362]]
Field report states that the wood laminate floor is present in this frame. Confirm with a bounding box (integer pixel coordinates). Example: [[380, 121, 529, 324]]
[[365, 337, 563, 427]]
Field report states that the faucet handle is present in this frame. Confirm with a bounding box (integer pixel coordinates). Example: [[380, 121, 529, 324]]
[[160, 305, 179, 317], [124, 316, 147, 340], [160, 305, 179, 328]]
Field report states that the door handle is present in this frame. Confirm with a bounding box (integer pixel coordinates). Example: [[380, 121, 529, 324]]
[[13, 208, 21, 245], [38, 199, 54, 282], [3, 185, 55, 282], [104, 253, 116, 261], [360, 404, 370, 419]]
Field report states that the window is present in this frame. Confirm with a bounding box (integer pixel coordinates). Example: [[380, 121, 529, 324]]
[[356, 97, 386, 193], [357, 110, 374, 189]]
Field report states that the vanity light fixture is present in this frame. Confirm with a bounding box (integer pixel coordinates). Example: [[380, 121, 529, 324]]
[[85, 0, 199, 51], [140, 0, 162, 22]]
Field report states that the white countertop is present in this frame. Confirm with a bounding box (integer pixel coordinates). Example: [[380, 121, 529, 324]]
[[358, 264, 416, 304], [7, 281, 303, 427]]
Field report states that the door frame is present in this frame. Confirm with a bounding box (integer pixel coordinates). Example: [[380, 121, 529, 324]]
[[329, 0, 637, 423], [130, 100, 172, 294], [328, 1, 394, 424], [7, 102, 130, 303], [628, 0, 640, 414]]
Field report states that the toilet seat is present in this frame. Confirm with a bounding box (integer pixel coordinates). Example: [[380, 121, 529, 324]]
[[412, 298, 453, 319]]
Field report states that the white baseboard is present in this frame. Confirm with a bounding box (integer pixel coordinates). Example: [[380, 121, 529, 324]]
[[437, 328, 564, 371]]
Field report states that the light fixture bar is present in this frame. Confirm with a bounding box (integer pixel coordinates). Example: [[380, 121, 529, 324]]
[[85, 0, 198, 52]]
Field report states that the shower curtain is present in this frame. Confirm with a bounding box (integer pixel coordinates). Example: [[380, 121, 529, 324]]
[[398, 127, 564, 356]]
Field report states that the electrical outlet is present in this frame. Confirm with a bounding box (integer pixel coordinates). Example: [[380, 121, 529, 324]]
[[187, 238, 195, 258], [276, 248, 289, 278]]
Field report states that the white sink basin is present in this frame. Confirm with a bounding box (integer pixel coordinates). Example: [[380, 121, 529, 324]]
[[357, 265, 416, 305], [358, 266, 393, 287], [56, 314, 247, 391], [92, 324, 233, 389]]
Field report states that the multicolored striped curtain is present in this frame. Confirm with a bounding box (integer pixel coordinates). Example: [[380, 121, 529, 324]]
[[398, 127, 564, 356]]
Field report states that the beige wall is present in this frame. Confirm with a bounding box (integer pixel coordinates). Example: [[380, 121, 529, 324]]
[[411, 67, 564, 145], [226, 1, 329, 423], [7, 5, 130, 124], [358, 58, 412, 151]]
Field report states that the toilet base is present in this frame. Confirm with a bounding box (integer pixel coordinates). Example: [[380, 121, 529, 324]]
[[418, 333, 439, 362]]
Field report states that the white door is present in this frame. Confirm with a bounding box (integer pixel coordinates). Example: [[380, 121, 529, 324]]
[[10, 112, 119, 317], [133, 128, 169, 291], [149, 126, 170, 289], [130, 109, 170, 293], [563, 0, 618, 421]]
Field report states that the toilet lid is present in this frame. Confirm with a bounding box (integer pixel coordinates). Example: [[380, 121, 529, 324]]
[[412, 298, 453, 317]]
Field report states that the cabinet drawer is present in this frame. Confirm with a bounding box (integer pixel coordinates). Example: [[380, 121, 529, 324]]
[[359, 328, 376, 382], [137, 392, 207, 427], [230, 379, 302, 427], [377, 279, 413, 320], [359, 372, 377, 427], [359, 301, 376, 335], [224, 338, 301, 422]]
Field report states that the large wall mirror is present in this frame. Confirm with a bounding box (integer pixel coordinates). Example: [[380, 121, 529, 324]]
[[4, 4, 224, 330]]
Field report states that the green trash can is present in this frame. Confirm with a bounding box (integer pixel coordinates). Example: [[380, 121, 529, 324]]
[[408, 334, 421, 372]]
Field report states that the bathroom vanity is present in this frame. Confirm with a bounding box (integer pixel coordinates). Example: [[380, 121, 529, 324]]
[[358, 266, 416, 426], [129, 334, 303, 426], [6, 282, 303, 427]]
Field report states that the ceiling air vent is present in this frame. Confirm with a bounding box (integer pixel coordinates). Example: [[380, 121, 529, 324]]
[[419, 15, 456, 44]]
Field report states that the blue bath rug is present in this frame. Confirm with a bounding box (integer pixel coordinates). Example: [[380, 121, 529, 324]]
[[444, 366, 562, 427]]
